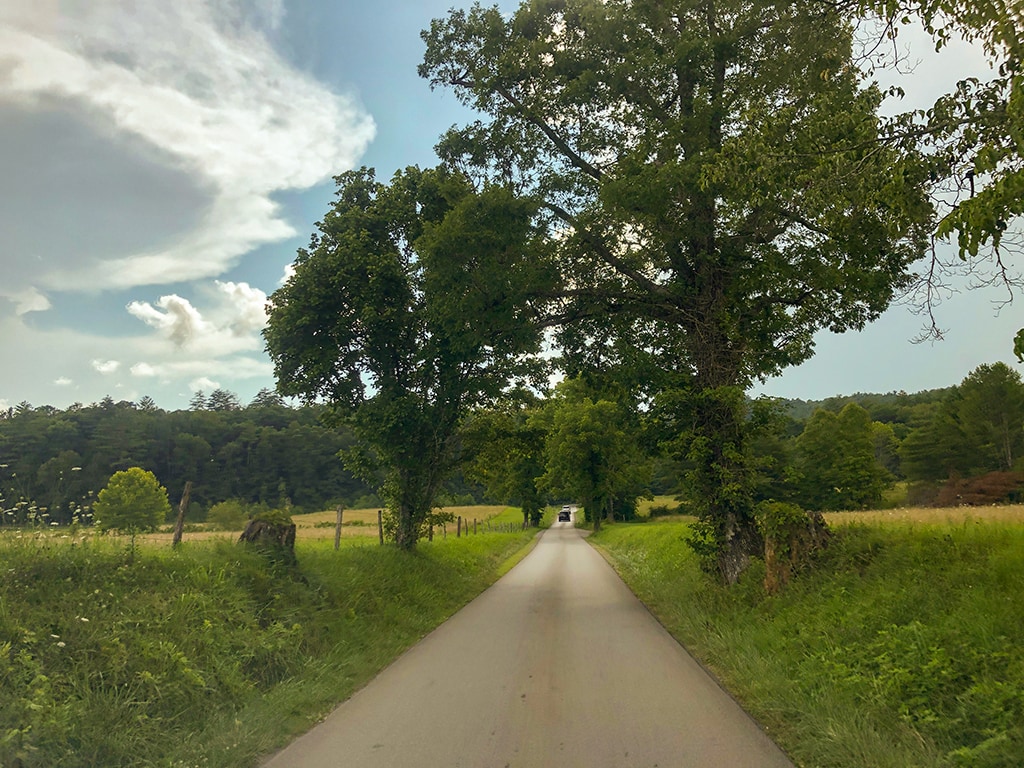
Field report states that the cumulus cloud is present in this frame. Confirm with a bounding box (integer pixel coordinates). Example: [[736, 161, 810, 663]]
[[126, 280, 268, 355], [10, 287, 52, 315], [280, 263, 297, 286], [190, 376, 221, 393], [0, 0, 375, 296], [91, 360, 121, 375], [54, 377, 72, 386], [128, 295, 211, 347], [130, 363, 158, 378]]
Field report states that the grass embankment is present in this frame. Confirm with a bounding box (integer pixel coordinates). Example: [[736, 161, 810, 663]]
[[591, 515, 1024, 768], [0, 523, 540, 768]]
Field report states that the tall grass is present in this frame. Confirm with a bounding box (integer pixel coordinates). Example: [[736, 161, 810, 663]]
[[590, 519, 1024, 768], [0, 526, 538, 767]]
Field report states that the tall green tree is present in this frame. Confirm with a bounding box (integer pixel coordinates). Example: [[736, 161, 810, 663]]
[[795, 404, 889, 510], [421, 0, 934, 580], [957, 361, 1024, 472], [536, 379, 650, 531], [264, 167, 546, 549], [898, 397, 968, 483], [93, 467, 172, 556], [463, 403, 547, 527]]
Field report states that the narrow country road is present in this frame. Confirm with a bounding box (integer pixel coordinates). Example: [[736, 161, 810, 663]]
[[262, 521, 794, 768]]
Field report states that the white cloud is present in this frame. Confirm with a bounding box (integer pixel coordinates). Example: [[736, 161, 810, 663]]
[[10, 287, 52, 315], [190, 376, 221, 393], [280, 263, 296, 286], [54, 377, 72, 386], [126, 280, 268, 357], [0, 0, 375, 293], [91, 360, 120, 374], [128, 294, 211, 347], [214, 281, 269, 336], [130, 363, 158, 378]]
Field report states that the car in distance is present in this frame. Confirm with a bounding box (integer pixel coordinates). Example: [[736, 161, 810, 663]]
[[558, 506, 571, 522]]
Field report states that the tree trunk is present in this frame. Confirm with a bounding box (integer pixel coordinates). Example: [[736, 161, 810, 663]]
[[687, 386, 763, 584], [395, 506, 417, 550]]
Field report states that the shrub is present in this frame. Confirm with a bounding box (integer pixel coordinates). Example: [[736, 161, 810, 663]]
[[208, 500, 249, 531], [648, 503, 685, 517], [935, 471, 1024, 506], [93, 468, 171, 536], [351, 493, 382, 510]]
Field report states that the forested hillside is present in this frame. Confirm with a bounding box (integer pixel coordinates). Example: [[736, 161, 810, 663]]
[[0, 389, 378, 525], [771, 362, 1024, 507]]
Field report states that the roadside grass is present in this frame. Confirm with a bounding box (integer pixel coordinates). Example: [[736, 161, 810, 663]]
[[0, 524, 538, 768], [590, 517, 1024, 768]]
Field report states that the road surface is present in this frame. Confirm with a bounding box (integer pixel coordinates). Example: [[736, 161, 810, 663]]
[[262, 520, 794, 768]]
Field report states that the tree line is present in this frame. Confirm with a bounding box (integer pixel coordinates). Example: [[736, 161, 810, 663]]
[[0, 390, 377, 527], [2, 358, 1022, 535]]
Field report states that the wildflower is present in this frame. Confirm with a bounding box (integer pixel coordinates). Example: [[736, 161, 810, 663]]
[[80, 617, 89, 623], [56, 641, 66, 648]]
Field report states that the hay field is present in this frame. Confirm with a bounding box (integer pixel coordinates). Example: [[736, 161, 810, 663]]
[[824, 504, 1024, 526]]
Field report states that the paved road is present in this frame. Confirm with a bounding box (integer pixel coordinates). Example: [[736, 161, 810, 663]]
[[262, 521, 794, 768]]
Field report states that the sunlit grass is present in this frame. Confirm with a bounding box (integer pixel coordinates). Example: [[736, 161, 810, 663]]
[[591, 515, 1024, 768], [0, 522, 539, 768]]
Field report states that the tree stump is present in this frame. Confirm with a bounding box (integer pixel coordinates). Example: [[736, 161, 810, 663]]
[[238, 518, 297, 565]]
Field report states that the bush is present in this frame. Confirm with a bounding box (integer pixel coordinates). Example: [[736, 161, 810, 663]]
[[351, 493, 382, 510], [208, 500, 249, 531], [648, 503, 685, 517], [935, 471, 1024, 506], [93, 468, 171, 536]]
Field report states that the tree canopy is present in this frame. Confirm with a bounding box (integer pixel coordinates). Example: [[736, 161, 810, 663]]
[[93, 467, 171, 536], [264, 167, 547, 548], [421, 0, 937, 580]]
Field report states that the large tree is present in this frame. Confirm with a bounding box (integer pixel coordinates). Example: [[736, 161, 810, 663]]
[[421, 0, 934, 580], [263, 167, 546, 549]]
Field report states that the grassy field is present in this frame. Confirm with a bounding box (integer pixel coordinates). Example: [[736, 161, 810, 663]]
[[590, 513, 1024, 768], [0, 512, 540, 768], [137, 504, 526, 546]]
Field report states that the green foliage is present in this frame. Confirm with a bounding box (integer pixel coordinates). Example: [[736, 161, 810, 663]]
[[0, 397, 373, 526], [536, 378, 650, 531], [462, 403, 547, 526], [422, 0, 935, 579], [93, 467, 171, 535], [795, 403, 890, 510], [0, 529, 538, 767], [207, 499, 248, 531], [264, 167, 545, 549], [593, 518, 1024, 768], [901, 363, 1024, 484]]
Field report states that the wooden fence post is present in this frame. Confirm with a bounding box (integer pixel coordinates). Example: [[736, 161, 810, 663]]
[[473, 518, 477, 535], [378, 510, 384, 545], [457, 516, 462, 537], [334, 506, 344, 551], [172, 481, 192, 548]]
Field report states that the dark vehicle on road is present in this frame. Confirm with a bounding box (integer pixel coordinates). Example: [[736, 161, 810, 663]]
[[558, 507, 571, 522]]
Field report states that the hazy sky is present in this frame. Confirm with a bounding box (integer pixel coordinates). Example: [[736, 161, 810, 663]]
[[0, 1, 1018, 411]]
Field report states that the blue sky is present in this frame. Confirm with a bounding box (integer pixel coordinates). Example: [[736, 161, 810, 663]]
[[0, 1, 1019, 411]]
